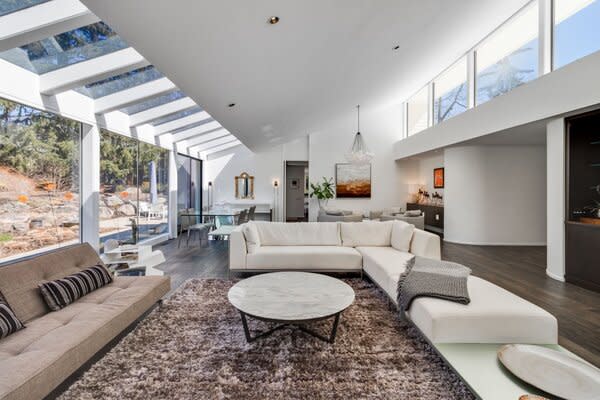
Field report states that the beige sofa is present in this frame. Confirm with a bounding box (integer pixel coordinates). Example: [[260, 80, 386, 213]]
[[0, 243, 170, 400], [230, 221, 558, 345]]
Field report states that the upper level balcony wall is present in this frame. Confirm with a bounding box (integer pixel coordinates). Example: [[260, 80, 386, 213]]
[[394, 50, 600, 160]]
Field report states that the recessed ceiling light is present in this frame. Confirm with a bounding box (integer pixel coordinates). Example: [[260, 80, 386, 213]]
[[228, 103, 236, 108], [268, 16, 280, 25], [393, 45, 400, 51]]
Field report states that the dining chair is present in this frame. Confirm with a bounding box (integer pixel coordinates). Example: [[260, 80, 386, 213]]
[[248, 205, 256, 221], [237, 209, 249, 225], [177, 209, 193, 248], [179, 209, 211, 248]]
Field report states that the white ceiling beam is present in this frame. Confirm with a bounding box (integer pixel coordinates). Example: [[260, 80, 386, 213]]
[[170, 120, 222, 142], [153, 111, 211, 135], [129, 97, 196, 126], [0, 0, 100, 52], [190, 136, 239, 152], [174, 129, 228, 153], [39, 48, 148, 95], [200, 141, 242, 158], [184, 130, 231, 147], [94, 77, 176, 114]]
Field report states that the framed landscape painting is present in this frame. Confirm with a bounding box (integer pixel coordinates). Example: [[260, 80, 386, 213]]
[[433, 167, 445, 188], [335, 163, 371, 198]]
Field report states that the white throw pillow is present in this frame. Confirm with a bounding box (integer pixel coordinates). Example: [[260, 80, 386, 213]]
[[242, 222, 261, 253], [254, 222, 341, 246], [340, 221, 393, 247], [390, 220, 414, 252]]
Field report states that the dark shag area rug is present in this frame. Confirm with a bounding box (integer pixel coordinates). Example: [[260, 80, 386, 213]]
[[59, 278, 475, 400]]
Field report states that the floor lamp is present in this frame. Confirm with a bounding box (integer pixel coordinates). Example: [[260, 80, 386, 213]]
[[272, 180, 279, 222]]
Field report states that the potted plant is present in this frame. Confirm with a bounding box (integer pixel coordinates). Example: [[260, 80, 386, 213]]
[[309, 177, 335, 210]]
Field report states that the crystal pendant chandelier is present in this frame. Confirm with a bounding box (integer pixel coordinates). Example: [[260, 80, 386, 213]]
[[345, 104, 373, 164]]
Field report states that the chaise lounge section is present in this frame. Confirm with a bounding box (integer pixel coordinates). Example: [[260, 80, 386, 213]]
[[0, 244, 170, 400]]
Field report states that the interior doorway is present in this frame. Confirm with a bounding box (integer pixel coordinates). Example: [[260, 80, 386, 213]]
[[284, 161, 309, 222]]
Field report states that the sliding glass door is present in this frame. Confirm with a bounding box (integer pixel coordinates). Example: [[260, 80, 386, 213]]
[[176, 153, 202, 221]]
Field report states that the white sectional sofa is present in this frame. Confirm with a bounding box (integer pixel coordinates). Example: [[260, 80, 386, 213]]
[[230, 221, 558, 345]]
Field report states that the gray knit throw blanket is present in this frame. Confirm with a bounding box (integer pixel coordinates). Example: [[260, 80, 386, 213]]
[[397, 256, 471, 318]]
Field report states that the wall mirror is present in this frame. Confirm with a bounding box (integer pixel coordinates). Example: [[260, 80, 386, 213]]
[[235, 172, 254, 199]]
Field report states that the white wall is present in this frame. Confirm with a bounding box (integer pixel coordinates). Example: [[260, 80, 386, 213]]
[[546, 118, 566, 281], [203, 136, 310, 221], [308, 104, 404, 220], [417, 153, 445, 197], [204, 145, 282, 208], [203, 104, 406, 221], [444, 145, 547, 245]]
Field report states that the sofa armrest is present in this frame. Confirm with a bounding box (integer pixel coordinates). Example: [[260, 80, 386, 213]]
[[410, 229, 441, 260], [229, 226, 247, 270]]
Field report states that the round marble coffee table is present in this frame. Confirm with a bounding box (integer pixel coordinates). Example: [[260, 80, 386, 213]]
[[228, 272, 355, 343]]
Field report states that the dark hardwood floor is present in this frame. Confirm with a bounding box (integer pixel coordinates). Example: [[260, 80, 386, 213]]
[[154, 239, 600, 367], [442, 242, 600, 367]]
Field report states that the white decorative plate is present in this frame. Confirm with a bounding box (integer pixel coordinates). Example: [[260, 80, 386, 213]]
[[498, 344, 600, 400]]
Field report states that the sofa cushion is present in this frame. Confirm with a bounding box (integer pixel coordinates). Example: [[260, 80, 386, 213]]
[[340, 221, 393, 247], [404, 210, 422, 217], [246, 246, 362, 270], [0, 276, 169, 400], [407, 276, 558, 344], [383, 207, 403, 215], [391, 220, 415, 252], [410, 229, 441, 260], [0, 301, 24, 340], [242, 222, 261, 253], [0, 244, 102, 323], [38, 264, 113, 311], [253, 222, 341, 246], [322, 207, 343, 216], [357, 247, 414, 299]]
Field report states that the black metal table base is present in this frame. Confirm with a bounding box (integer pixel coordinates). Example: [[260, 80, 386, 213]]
[[239, 311, 342, 344]]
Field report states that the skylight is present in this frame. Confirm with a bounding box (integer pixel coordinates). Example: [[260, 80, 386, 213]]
[[0, 22, 128, 74], [0, 1, 216, 143], [120, 91, 186, 115], [151, 106, 203, 126], [74, 66, 164, 98], [0, 0, 49, 16]]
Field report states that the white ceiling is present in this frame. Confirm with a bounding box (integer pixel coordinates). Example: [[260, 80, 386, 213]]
[[81, 0, 529, 151]]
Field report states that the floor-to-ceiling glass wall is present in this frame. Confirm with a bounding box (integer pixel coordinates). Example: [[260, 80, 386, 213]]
[[138, 142, 169, 240], [0, 97, 81, 263], [433, 56, 468, 124], [99, 130, 138, 245], [475, 1, 539, 105], [99, 129, 169, 247], [554, 0, 600, 70]]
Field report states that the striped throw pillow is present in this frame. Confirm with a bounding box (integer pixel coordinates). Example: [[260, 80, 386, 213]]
[[39, 265, 113, 311], [0, 300, 24, 339]]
